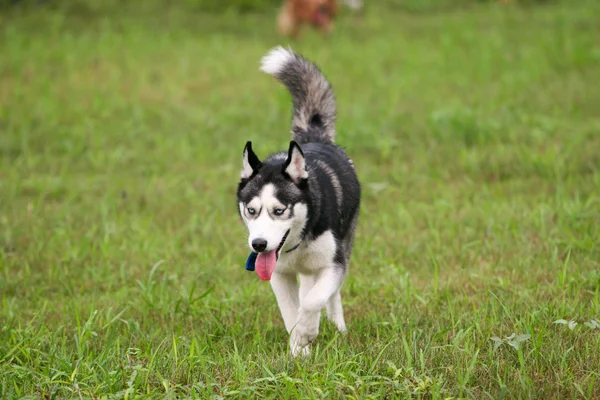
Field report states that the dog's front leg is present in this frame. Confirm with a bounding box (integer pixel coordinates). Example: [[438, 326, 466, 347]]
[[270, 272, 300, 333], [290, 266, 344, 357]]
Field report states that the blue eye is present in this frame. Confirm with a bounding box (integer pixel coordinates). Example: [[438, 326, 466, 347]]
[[247, 207, 256, 215], [273, 208, 285, 216]]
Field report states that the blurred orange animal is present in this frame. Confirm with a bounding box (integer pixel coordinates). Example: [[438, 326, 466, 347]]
[[277, 0, 339, 38]]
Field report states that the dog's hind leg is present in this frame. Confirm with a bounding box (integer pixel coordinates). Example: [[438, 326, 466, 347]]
[[270, 272, 300, 334], [325, 216, 355, 334], [326, 289, 347, 334]]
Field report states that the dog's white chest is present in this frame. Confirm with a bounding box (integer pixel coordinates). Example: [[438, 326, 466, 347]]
[[276, 230, 337, 274]]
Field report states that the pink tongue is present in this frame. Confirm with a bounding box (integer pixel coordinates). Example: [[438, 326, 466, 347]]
[[255, 250, 277, 281]]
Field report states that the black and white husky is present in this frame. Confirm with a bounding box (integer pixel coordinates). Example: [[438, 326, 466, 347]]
[[237, 46, 361, 357]]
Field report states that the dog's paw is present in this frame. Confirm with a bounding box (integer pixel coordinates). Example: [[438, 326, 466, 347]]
[[289, 309, 320, 357], [290, 337, 311, 358], [289, 326, 315, 357], [328, 315, 347, 334], [336, 323, 348, 335]]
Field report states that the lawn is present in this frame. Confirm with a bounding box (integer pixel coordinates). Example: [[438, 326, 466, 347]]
[[1, 0, 599, 398]]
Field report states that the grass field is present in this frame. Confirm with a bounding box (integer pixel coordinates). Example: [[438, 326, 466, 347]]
[[1, 1, 600, 398]]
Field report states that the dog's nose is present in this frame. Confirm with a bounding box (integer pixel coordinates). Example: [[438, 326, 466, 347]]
[[252, 238, 268, 252]]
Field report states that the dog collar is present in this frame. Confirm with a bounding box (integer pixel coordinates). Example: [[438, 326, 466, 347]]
[[245, 241, 302, 272], [285, 242, 302, 253]]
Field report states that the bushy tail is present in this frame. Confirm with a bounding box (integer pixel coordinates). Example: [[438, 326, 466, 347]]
[[260, 46, 336, 145]]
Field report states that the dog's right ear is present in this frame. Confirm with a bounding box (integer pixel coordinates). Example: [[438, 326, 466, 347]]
[[241, 141, 262, 180]]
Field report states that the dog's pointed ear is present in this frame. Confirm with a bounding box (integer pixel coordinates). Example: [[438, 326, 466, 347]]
[[241, 141, 262, 179], [283, 141, 308, 184]]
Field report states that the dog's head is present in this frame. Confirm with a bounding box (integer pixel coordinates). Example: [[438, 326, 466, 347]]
[[237, 141, 310, 264]]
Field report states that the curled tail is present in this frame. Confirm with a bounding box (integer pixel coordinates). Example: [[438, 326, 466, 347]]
[[260, 46, 336, 145]]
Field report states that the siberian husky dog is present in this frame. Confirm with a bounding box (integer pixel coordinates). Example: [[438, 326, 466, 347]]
[[237, 46, 361, 357]]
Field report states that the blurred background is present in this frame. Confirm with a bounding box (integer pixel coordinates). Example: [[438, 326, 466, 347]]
[[1, 0, 599, 398]]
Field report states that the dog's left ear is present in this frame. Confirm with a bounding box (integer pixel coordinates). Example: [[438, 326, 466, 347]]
[[241, 141, 262, 180], [283, 141, 308, 184]]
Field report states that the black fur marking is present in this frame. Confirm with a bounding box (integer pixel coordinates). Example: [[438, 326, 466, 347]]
[[309, 114, 323, 128], [238, 152, 306, 206], [238, 142, 264, 196], [245, 141, 262, 172], [281, 141, 307, 184], [275, 230, 290, 260], [282, 141, 303, 172], [299, 143, 361, 247]]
